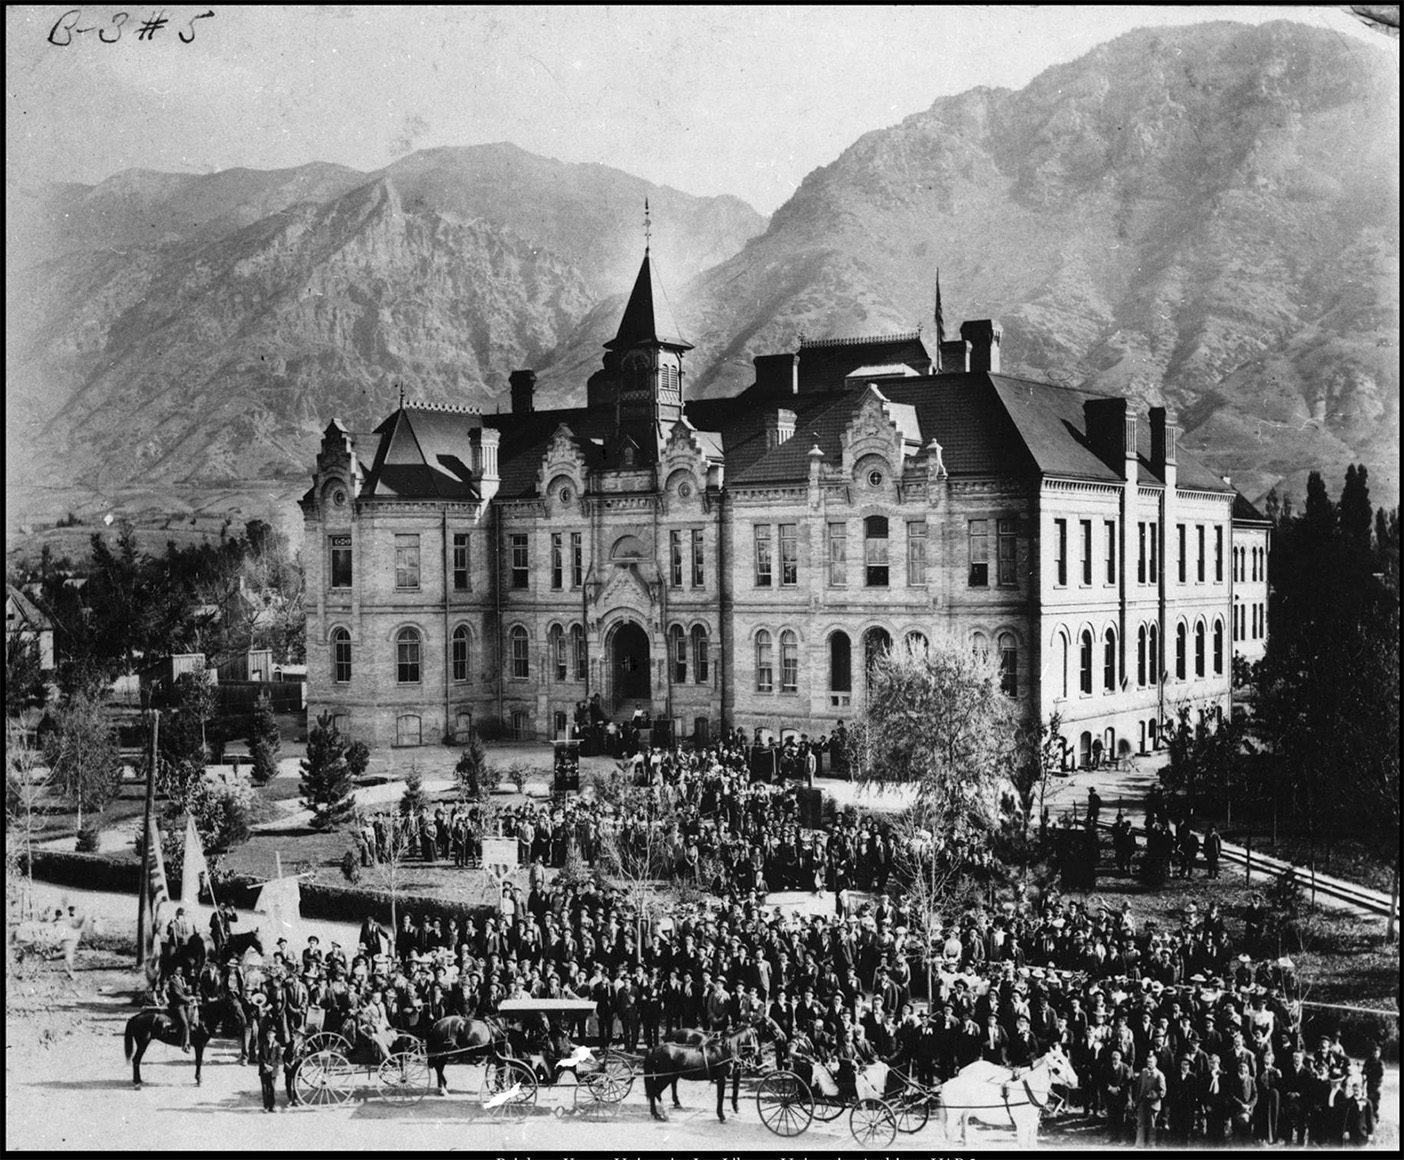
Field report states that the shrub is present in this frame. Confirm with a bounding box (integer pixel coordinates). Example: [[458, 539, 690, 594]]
[[504, 763, 530, 794], [340, 849, 362, 885], [248, 695, 281, 785], [400, 767, 428, 817], [300, 712, 355, 830], [75, 820, 102, 853], [346, 740, 371, 779], [454, 731, 489, 802]]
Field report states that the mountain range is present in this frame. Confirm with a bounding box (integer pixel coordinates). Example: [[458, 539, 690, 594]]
[[6, 19, 1398, 529]]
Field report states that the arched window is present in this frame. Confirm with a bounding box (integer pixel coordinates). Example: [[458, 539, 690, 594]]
[[549, 624, 566, 681], [691, 625, 709, 684], [452, 625, 470, 683], [396, 627, 421, 684], [905, 631, 929, 655], [1079, 731, 1092, 768], [971, 632, 990, 664], [780, 630, 799, 692], [1194, 620, 1206, 678], [998, 632, 1017, 696], [1104, 627, 1118, 692], [571, 624, 587, 681], [332, 627, 352, 683], [755, 630, 774, 692], [1149, 623, 1159, 685], [830, 631, 852, 693], [510, 625, 529, 679], [1175, 622, 1187, 681], [864, 628, 892, 691], [1212, 619, 1224, 675], [1137, 625, 1147, 687], [864, 516, 889, 587], [1138, 720, 1147, 753], [1080, 630, 1094, 695], [396, 714, 422, 747], [670, 624, 687, 684], [1059, 632, 1069, 698]]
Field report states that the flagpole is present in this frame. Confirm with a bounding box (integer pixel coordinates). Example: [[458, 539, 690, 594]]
[[137, 709, 159, 970]]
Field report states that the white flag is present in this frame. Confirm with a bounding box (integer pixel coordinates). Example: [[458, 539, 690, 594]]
[[253, 876, 303, 945], [181, 815, 209, 907]]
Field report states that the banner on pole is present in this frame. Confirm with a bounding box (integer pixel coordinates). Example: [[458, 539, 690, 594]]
[[143, 816, 170, 984], [480, 837, 518, 884], [181, 815, 209, 907], [253, 876, 303, 946]]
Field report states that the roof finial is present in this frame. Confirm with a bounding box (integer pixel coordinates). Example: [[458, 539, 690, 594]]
[[644, 197, 652, 253], [398, 381, 405, 409]]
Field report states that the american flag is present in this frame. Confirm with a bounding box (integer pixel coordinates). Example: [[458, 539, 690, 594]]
[[142, 815, 170, 984]]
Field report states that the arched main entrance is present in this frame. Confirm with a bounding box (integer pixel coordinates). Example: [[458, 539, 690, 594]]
[[611, 621, 651, 710]]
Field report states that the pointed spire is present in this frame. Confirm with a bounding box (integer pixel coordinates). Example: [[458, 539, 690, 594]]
[[605, 250, 692, 352]]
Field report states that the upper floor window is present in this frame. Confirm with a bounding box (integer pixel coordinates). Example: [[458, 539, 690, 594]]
[[452, 625, 470, 682], [1079, 630, 1094, 695], [1081, 520, 1093, 586], [997, 519, 1017, 586], [1104, 627, 1118, 692], [395, 534, 421, 590], [1105, 520, 1116, 584], [754, 526, 773, 587], [669, 531, 683, 588], [755, 630, 774, 692], [1175, 623, 1187, 681], [1214, 527, 1223, 582], [827, 523, 847, 586], [1053, 520, 1067, 587], [1149, 522, 1158, 582], [571, 532, 584, 588], [396, 627, 421, 684], [670, 624, 687, 683], [691, 529, 705, 587], [780, 524, 799, 586], [907, 522, 927, 586], [691, 625, 709, 684], [1148, 623, 1159, 685], [332, 627, 352, 683], [550, 625, 567, 680], [1212, 619, 1224, 675], [1196, 525, 1206, 583], [330, 536, 353, 589], [452, 532, 470, 591], [780, 630, 799, 692], [1194, 621, 1206, 677], [1177, 524, 1187, 584], [864, 516, 889, 587], [551, 533, 565, 590], [510, 534, 529, 589], [510, 625, 530, 679], [830, 632, 852, 694], [998, 633, 1017, 696], [1138, 523, 1147, 584], [970, 520, 991, 587], [570, 624, 586, 680], [1137, 625, 1147, 687]]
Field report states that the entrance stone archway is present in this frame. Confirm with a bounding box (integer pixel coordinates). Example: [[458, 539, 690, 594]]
[[610, 620, 651, 711]]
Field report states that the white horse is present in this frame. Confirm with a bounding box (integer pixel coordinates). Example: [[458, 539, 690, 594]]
[[936, 1046, 1079, 1148]]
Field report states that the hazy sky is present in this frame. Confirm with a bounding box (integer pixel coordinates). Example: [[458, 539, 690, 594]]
[[6, 5, 1393, 214]]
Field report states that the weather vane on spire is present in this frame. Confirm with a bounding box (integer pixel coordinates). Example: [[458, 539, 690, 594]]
[[644, 197, 652, 252]]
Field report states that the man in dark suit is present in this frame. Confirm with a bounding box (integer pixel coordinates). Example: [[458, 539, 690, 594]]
[[1008, 1013, 1042, 1067], [980, 1012, 1010, 1065], [1166, 1055, 1201, 1143], [1134, 1052, 1168, 1147], [1100, 1046, 1134, 1136]]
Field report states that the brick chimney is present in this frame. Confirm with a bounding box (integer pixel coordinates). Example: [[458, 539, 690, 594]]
[[764, 409, 797, 450], [469, 426, 501, 501], [959, 319, 1003, 373], [509, 369, 536, 415], [753, 352, 799, 398], [1083, 397, 1138, 480], [1149, 406, 1178, 476], [939, 339, 970, 373]]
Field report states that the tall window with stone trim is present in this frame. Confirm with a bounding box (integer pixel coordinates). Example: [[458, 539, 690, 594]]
[[1081, 520, 1093, 585], [691, 529, 705, 587], [330, 537, 353, 589], [864, 517, 889, 586], [1149, 522, 1158, 582], [1214, 527, 1223, 582], [510, 534, 529, 589], [551, 533, 564, 589], [1178, 524, 1187, 583], [1176, 622, 1187, 681], [570, 532, 583, 588], [1105, 520, 1116, 584], [997, 519, 1017, 586], [907, 521, 927, 586], [1137, 625, 1147, 686], [691, 625, 709, 684], [1197, 525, 1206, 583], [396, 627, 421, 684], [1053, 520, 1066, 587], [827, 523, 847, 586], [452, 625, 469, 682], [1080, 630, 1094, 695], [510, 625, 530, 679], [1104, 627, 1118, 692], [670, 625, 687, 683], [780, 630, 799, 692], [550, 625, 567, 680], [571, 625, 586, 680], [829, 632, 851, 695], [754, 526, 773, 587], [1213, 618, 1224, 675], [453, 533, 470, 591], [998, 633, 1017, 696], [1148, 623, 1159, 685], [755, 630, 774, 692], [395, 535, 421, 590], [1138, 523, 1147, 584], [332, 628, 352, 683], [1195, 620, 1206, 677], [970, 519, 990, 586], [669, 531, 683, 587], [780, 524, 799, 586]]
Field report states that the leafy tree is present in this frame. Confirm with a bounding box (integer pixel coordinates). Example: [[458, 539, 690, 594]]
[[454, 730, 489, 802], [399, 765, 428, 817], [43, 690, 122, 833], [156, 670, 215, 803], [5, 629, 46, 716], [247, 694, 281, 785], [300, 712, 356, 830], [6, 722, 52, 920], [593, 760, 669, 965]]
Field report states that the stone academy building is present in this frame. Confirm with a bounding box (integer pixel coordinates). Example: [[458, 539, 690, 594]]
[[302, 246, 1270, 763]]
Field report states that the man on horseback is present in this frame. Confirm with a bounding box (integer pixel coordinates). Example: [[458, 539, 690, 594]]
[[167, 966, 195, 1053], [165, 907, 195, 968]]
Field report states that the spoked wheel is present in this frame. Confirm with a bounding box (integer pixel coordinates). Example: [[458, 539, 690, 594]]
[[894, 1092, 930, 1134], [849, 1097, 897, 1149], [756, 1071, 814, 1138], [583, 1054, 635, 1105], [481, 1058, 537, 1121], [377, 1050, 431, 1104], [301, 1031, 352, 1059], [811, 1092, 845, 1122], [295, 1049, 354, 1107]]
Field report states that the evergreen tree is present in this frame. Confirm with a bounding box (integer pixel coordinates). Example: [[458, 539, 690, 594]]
[[1338, 464, 1373, 552], [300, 713, 356, 830], [346, 739, 371, 779], [1302, 470, 1336, 542], [1263, 485, 1282, 527], [247, 693, 281, 785], [454, 730, 489, 802], [5, 630, 46, 716], [399, 766, 428, 817]]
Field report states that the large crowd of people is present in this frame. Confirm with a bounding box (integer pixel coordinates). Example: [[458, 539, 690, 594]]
[[157, 728, 1384, 1141]]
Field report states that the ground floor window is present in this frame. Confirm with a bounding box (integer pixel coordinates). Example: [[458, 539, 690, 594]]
[[396, 713, 422, 747], [511, 709, 531, 740]]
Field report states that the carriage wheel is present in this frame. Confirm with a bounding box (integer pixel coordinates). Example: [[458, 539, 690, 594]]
[[295, 1050, 354, 1107], [377, 1050, 431, 1104], [481, 1058, 537, 1121], [810, 1090, 845, 1122], [894, 1092, 930, 1134], [756, 1071, 814, 1137], [849, 1098, 897, 1149], [301, 1031, 352, 1059], [583, 1054, 634, 1105]]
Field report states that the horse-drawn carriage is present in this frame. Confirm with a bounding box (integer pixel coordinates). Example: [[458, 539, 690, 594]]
[[292, 1018, 432, 1107], [755, 1056, 900, 1147]]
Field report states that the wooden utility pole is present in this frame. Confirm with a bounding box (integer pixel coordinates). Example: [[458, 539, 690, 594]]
[[136, 709, 159, 969]]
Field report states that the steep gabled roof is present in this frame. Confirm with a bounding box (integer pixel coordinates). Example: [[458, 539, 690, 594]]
[[5, 584, 52, 631], [361, 407, 481, 499], [1232, 492, 1271, 523], [797, 332, 932, 392], [605, 252, 692, 352]]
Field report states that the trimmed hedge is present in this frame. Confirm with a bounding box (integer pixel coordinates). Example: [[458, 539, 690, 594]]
[[23, 851, 142, 894]]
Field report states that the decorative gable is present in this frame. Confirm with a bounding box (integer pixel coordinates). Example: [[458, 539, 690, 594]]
[[840, 386, 905, 479], [660, 419, 710, 506], [536, 423, 587, 503], [313, 419, 363, 505]]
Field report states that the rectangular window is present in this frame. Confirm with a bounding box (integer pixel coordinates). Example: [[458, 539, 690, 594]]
[[394, 534, 420, 589], [510, 534, 529, 589], [779, 524, 798, 586], [452, 532, 470, 591], [997, 519, 1016, 586], [1177, 524, 1187, 584], [756, 636, 773, 693], [329, 536, 352, 589], [690, 529, 704, 587], [1080, 520, 1092, 586], [511, 709, 530, 741], [1197, 525, 1206, 582], [551, 533, 564, 590], [907, 522, 927, 586], [1052, 519, 1066, 588], [754, 525, 773, 587], [780, 634, 798, 692], [1138, 522, 1147, 584], [1105, 521, 1116, 584], [865, 518, 889, 587], [669, 530, 683, 587], [827, 523, 847, 586], [1149, 522, 1158, 582], [1214, 527, 1223, 582], [970, 520, 990, 587], [570, 532, 583, 588]]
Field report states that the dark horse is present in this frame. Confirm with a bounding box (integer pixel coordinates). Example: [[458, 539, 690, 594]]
[[643, 1026, 758, 1122], [159, 933, 206, 986], [124, 1008, 212, 1088], [219, 929, 263, 963], [425, 1016, 503, 1094]]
